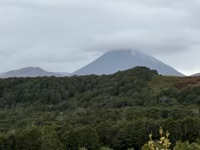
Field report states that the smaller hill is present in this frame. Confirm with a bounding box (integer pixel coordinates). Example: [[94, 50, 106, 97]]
[[0, 67, 69, 78], [191, 73, 200, 76]]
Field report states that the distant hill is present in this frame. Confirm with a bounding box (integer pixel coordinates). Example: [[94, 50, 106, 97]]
[[0, 67, 70, 78], [73, 49, 184, 76], [191, 73, 200, 76]]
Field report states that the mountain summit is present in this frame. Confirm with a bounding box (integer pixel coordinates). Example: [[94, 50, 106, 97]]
[[73, 50, 184, 76]]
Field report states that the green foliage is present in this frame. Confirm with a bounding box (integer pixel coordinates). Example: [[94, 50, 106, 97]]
[[79, 148, 88, 150], [0, 67, 200, 149], [112, 122, 148, 150], [65, 126, 99, 150], [141, 144, 150, 150], [41, 126, 64, 150], [96, 122, 118, 147], [0, 133, 16, 150], [127, 148, 135, 150], [16, 127, 42, 150], [100, 147, 113, 150], [173, 141, 200, 150]]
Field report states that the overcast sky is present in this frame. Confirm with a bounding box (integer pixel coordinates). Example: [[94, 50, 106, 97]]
[[0, 0, 200, 75]]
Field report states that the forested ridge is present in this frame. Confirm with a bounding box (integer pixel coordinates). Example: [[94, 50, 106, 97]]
[[0, 67, 200, 150]]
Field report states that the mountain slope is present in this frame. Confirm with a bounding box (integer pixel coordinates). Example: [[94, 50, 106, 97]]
[[73, 50, 184, 76], [0, 67, 69, 78]]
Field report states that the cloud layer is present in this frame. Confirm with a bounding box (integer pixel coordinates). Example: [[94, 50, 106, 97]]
[[0, 0, 200, 75]]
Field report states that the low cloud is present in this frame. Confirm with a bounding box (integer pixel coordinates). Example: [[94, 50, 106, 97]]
[[0, 0, 200, 74]]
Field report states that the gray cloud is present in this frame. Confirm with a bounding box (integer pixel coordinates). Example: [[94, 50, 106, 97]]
[[0, 0, 200, 75]]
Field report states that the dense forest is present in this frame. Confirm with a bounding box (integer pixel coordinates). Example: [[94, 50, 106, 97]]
[[0, 67, 200, 150]]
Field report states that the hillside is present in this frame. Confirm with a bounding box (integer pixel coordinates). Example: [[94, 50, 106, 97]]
[[0, 67, 200, 149], [74, 50, 184, 76]]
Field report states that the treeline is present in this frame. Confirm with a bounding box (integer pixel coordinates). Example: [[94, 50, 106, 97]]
[[0, 67, 158, 108], [0, 67, 200, 149]]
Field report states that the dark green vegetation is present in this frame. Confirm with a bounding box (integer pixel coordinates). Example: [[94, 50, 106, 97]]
[[0, 67, 200, 150]]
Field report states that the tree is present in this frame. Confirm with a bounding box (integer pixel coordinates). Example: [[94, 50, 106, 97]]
[[65, 126, 99, 150], [16, 127, 42, 150], [41, 126, 64, 150]]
